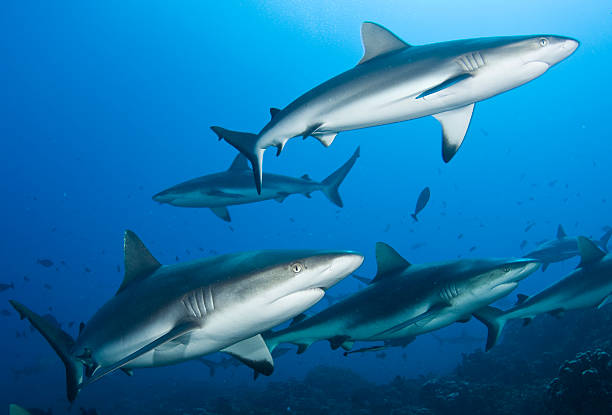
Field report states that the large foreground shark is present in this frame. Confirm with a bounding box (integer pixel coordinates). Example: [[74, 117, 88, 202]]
[[524, 224, 612, 271], [153, 147, 360, 222], [475, 237, 612, 351], [212, 22, 578, 192], [264, 242, 539, 355], [10, 231, 363, 401]]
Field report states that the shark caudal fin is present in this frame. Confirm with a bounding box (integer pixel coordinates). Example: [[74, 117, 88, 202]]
[[320, 147, 360, 208], [9, 300, 83, 402], [473, 306, 506, 352], [210, 126, 264, 194], [599, 228, 612, 251]]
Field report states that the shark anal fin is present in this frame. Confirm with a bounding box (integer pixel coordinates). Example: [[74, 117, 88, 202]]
[[210, 207, 231, 222], [416, 73, 472, 99], [296, 344, 309, 354], [433, 103, 474, 163], [117, 231, 162, 295], [83, 321, 200, 387], [372, 242, 411, 283], [221, 334, 274, 377], [358, 22, 410, 65]]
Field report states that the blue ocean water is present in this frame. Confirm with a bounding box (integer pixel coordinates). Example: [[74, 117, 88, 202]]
[[1, 1, 611, 413]]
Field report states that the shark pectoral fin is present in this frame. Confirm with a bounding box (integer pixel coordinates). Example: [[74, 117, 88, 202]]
[[83, 321, 200, 387], [221, 334, 274, 377], [358, 22, 410, 65], [472, 306, 506, 352], [371, 242, 411, 284], [209, 207, 231, 222], [433, 103, 474, 163], [376, 303, 449, 336], [577, 236, 606, 267], [416, 73, 472, 99], [117, 231, 162, 295]]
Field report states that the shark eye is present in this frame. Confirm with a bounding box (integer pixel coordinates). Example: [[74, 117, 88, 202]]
[[539, 38, 549, 47], [290, 262, 304, 273], [503, 265, 512, 273]]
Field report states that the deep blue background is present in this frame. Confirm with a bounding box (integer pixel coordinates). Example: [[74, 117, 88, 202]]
[[1, 0, 610, 411]]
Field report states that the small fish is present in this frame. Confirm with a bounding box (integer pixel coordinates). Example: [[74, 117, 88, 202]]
[[60, 260, 67, 266], [84, 267, 91, 273], [116, 265, 121, 273], [457, 233, 464, 240], [0, 282, 14, 292], [520, 240, 528, 249], [289, 217, 296, 223], [36, 259, 54, 268], [383, 224, 391, 233], [1, 309, 11, 316], [524, 222, 535, 232], [411, 187, 431, 221], [411, 242, 427, 250], [43, 284, 52, 290], [175, 256, 180, 262], [229, 226, 235, 232], [469, 246, 477, 252], [23, 276, 30, 282]]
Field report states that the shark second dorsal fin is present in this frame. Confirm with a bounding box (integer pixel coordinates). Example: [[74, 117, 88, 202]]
[[228, 153, 250, 171], [557, 224, 567, 239], [577, 236, 606, 267], [116, 231, 162, 295], [372, 242, 410, 283], [358, 22, 410, 65]]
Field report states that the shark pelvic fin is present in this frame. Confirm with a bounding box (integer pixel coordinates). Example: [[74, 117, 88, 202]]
[[358, 22, 410, 65], [117, 231, 162, 295], [210, 126, 264, 194], [376, 303, 448, 336], [84, 320, 200, 387], [557, 224, 567, 239], [372, 242, 411, 283], [221, 334, 274, 377], [228, 154, 250, 171], [577, 236, 606, 267], [210, 207, 231, 222], [433, 103, 474, 163]]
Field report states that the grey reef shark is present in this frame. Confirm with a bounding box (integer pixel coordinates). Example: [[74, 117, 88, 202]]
[[524, 224, 612, 271], [9, 231, 363, 401], [476, 236, 612, 351], [264, 242, 539, 356], [153, 147, 360, 222], [211, 22, 578, 193]]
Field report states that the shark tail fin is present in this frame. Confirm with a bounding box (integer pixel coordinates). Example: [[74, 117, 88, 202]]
[[320, 147, 360, 208], [9, 300, 83, 402], [473, 306, 506, 352], [210, 126, 264, 194]]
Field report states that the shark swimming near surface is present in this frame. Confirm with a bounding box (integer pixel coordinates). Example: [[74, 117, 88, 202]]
[[153, 147, 360, 222], [9, 231, 363, 402], [263, 242, 539, 356], [475, 236, 612, 351], [524, 224, 612, 271], [211, 22, 578, 193]]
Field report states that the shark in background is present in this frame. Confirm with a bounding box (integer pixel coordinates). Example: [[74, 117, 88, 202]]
[[264, 242, 540, 356], [153, 148, 360, 222], [10, 231, 363, 402], [476, 236, 612, 351], [524, 224, 612, 271], [212, 22, 578, 192]]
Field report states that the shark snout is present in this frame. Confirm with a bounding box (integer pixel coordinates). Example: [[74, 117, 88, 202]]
[[152, 191, 174, 204], [556, 36, 579, 59], [317, 252, 364, 289]]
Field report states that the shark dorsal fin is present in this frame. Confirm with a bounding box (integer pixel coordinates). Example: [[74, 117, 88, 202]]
[[117, 230, 162, 295], [372, 242, 410, 283], [358, 22, 410, 65], [228, 154, 250, 171], [557, 224, 567, 239], [577, 236, 606, 267], [269, 107, 281, 119]]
